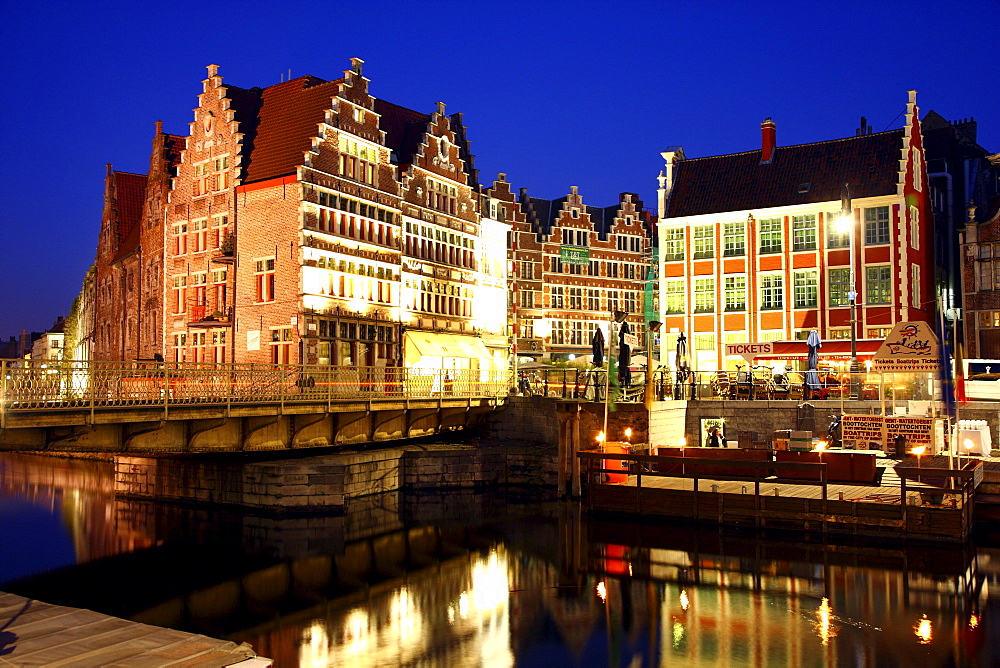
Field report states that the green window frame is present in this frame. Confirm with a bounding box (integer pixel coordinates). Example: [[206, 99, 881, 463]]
[[866, 266, 892, 304], [664, 279, 685, 314], [864, 206, 890, 245], [792, 214, 817, 251], [828, 267, 851, 306], [694, 278, 715, 313], [663, 228, 684, 261], [693, 226, 714, 259], [793, 270, 818, 308], [760, 274, 783, 309], [724, 275, 746, 311], [723, 221, 745, 257]]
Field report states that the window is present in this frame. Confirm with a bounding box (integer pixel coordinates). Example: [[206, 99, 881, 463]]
[[694, 278, 714, 313], [792, 214, 817, 251], [724, 276, 746, 311], [865, 266, 892, 304], [172, 223, 188, 255], [829, 268, 851, 306], [270, 327, 293, 365], [339, 138, 378, 185], [864, 206, 890, 245], [723, 222, 745, 257], [211, 268, 228, 312], [588, 289, 600, 311], [210, 330, 227, 364], [550, 320, 564, 344], [793, 270, 818, 308], [693, 225, 714, 259], [171, 333, 186, 363], [911, 264, 920, 307], [760, 274, 783, 309], [663, 228, 684, 261], [519, 262, 534, 280], [867, 327, 892, 338], [694, 334, 715, 351], [192, 156, 230, 195], [909, 205, 920, 249], [427, 179, 458, 214], [568, 287, 583, 310], [759, 218, 782, 254], [172, 275, 187, 313], [912, 148, 923, 191], [664, 280, 685, 314], [826, 212, 849, 248], [212, 214, 231, 249], [829, 328, 851, 340], [190, 272, 208, 310], [255, 258, 276, 302], [190, 218, 209, 253], [550, 286, 564, 309]]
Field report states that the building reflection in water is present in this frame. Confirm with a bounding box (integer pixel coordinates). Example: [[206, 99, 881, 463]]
[[1, 451, 996, 667]]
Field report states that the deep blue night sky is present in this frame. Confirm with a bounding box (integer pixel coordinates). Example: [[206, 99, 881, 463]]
[[1, 0, 997, 337]]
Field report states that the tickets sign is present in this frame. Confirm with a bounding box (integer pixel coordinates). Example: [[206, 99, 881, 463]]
[[840, 414, 935, 449], [872, 321, 940, 372]]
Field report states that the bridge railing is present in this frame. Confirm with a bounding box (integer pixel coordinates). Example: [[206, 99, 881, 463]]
[[1, 359, 511, 412]]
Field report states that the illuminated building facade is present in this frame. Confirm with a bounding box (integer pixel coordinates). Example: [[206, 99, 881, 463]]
[[152, 59, 506, 370], [519, 187, 654, 360], [656, 91, 935, 372]]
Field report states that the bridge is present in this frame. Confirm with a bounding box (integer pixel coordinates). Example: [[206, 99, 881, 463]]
[[0, 360, 509, 453]]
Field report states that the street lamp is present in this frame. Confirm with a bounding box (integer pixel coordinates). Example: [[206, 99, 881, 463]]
[[836, 183, 861, 399]]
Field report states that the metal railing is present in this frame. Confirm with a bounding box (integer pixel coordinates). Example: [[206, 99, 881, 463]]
[[1, 359, 511, 414]]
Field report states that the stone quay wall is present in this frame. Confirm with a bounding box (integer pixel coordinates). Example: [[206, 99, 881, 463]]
[[115, 442, 557, 512]]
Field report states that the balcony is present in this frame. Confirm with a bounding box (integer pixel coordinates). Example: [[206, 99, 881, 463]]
[[211, 236, 235, 264], [188, 306, 233, 328]]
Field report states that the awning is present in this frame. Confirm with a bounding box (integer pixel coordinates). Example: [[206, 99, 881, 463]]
[[453, 335, 491, 360], [405, 332, 465, 358], [765, 339, 884, 360]]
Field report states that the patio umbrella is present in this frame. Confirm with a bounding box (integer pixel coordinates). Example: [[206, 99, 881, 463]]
[[618, 322, 632, 388], [591, 327, 605, 368], [805, 329, 822, 393]]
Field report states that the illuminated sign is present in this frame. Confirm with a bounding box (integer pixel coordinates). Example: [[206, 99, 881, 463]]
[[559, 246, 590, 265]]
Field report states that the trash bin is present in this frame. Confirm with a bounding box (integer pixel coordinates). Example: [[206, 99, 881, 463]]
[[893, 434, 906, 457]]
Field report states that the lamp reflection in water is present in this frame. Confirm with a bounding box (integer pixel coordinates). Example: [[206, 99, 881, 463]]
[[596, 580, 608, 602], [815, 597, 838, 645], [914, 614, 933, 644]]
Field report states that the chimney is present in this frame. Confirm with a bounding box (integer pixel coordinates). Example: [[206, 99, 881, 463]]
[[761, 118, 776, 163]]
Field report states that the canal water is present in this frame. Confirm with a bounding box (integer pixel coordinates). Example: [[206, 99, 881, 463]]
[[0, 451, 996, 667]]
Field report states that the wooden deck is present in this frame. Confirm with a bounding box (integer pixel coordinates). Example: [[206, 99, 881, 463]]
[[0, 592, 270, 667], [578, 450, 981, 543]]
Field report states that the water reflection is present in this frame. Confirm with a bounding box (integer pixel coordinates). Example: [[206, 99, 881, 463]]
[[0, 452, 997, 667]]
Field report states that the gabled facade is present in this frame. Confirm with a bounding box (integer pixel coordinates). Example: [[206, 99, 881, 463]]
[[657, 91, 935, 372], [157, 60, 505, 372], [520, 187, 653, 360]]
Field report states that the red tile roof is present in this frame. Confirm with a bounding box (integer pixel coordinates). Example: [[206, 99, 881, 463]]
[[241, 76, 344, 184], [665, 130, 904, 218], [111, 171, 147, 263]]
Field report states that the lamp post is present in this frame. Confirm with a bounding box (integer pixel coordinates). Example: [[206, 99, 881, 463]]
[[837, 183, 861, 399], [644, 320, 662, 411], [601, 310, 629, 446]]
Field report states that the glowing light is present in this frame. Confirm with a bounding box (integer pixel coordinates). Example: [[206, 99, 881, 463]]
[[458, 592, 470, 618], [534, 318, 552, 338], [815, 597, 838, 645], [865, 359, 873, 372], [470, 551, 508, 612], [678, 436, 687, 448], [300, 620, 330, 667], [624, 427, 633, 441], [596, 431, 606, 443], [568, 354, 576, 361], [835, 214, 852, 234], [348, 297, 368, 314], [343, 609, 370, 654], [964, 439, 975, 452], [672, 621, 686, 648], [914, 614, 932, 644], [815, 440, 827, 452], [679, 589, 690, 610], [969, 613, 979, 629], [911, 446, 927, 456], [596, 581, 607, 602]]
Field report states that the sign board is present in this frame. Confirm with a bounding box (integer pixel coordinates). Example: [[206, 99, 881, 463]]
[[726, 342, 773, 364], [872, 321, 940, 372], [559, 246, 590, 265], [246, 330, 261, 351], [623, 333, 639, 348], [840, 414, 935, 449]]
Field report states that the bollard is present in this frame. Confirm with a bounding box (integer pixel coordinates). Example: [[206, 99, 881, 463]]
[[711, 484, 719, 493], [838, 491, 844, 501], [773, 488, 780, 497]]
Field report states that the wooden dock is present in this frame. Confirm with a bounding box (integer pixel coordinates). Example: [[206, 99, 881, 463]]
[[578, 450, 982, 543], [0, 592, 271, 667]]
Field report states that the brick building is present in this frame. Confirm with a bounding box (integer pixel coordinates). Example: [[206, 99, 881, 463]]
[[152, 59, 508, 372], [959, 154, 1000, 358], [657, 91, 935, 373], [518, 187, 653, 360]]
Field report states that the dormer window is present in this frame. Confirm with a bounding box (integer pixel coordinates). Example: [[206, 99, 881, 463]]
[[193, 156, 230, 196], [339, 138, 378, 186], [571, 209, 579, 219]]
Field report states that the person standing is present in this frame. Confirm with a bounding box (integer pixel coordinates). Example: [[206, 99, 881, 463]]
[[708, 427, 722, 448]]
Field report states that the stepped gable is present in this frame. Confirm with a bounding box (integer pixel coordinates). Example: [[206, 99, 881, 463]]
[[666, 129, 904, 218], [110, 171, 148, 262], [241, 75, 344, 184], [374, 97, 431, 168], [449, 112, 479, 190]]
